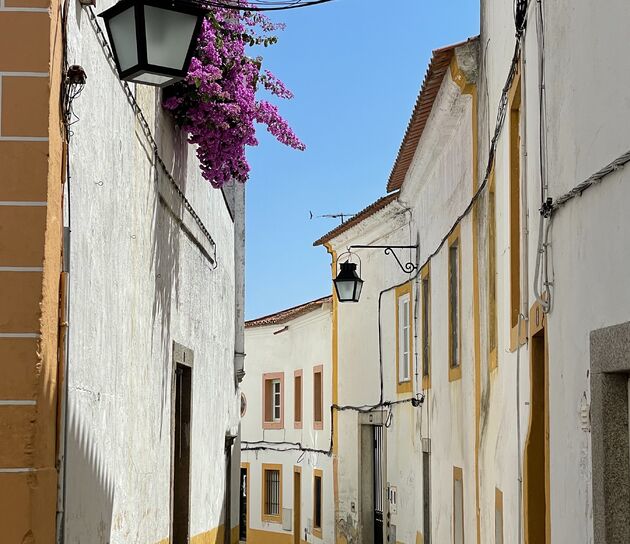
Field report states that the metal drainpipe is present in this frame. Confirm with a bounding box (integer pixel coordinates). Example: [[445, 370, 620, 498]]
[[517, 19, 530, 544], [56, 227, 71, 544], [233, 182, 246, 385]]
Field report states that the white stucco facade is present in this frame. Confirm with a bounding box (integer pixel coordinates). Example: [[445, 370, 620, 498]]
[[479, 1, 630, 542], [58, 4, 243, 542], [316, 2, 630, 542], [241, 299, 334, 544], [320, 42, 481, 544]]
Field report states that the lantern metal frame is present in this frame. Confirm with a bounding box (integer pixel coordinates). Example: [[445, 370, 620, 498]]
[[99, 0, 206, 87], [348, 244, 418, 274], [333, 251, 363, 303]]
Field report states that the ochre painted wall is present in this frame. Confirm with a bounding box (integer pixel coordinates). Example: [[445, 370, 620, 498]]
[[0, 0, 64, 539], [247, 527, 294, 544]]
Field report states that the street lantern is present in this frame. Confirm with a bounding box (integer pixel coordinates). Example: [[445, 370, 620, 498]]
[[334, 261, 363, 303], [100, 0, 206, 87]]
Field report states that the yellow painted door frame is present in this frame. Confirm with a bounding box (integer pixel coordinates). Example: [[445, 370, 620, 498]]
[[523, 301, 550, 543]]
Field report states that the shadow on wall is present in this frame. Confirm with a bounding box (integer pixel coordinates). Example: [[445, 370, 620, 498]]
[[150, 107, 188, 439], [63, 405, 115, 543]]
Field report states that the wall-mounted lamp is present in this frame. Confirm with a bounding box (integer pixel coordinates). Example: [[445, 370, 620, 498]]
[[334, 245, 418, 303], [99, 0, 205, 87], [333, 254, 364, 303]]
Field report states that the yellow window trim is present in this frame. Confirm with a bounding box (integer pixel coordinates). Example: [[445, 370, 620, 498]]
[[261, 463, 283, 524], [395, 282, 414, 394], [420, 263, 431, 390], [495, 487, 504, 544], [312, 468, 323, 539], [487, 169, 499, 372], [453, 466, 464, 543], [448, 226, 462, 382], [508, 67, 528, 352]]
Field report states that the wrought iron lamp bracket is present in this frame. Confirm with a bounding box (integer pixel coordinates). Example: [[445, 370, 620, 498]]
[[347, 245, 418, 274]]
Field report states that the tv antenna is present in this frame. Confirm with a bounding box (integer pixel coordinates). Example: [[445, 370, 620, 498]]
[[309, 211, 355, 224]]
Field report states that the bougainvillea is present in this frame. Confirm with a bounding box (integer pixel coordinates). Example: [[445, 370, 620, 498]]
[[163, 6, 305, 188]]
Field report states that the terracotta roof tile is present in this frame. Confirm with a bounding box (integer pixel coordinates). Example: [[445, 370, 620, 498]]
[[312, 192, 399, 247], [386, 39, 475, 193], [245, 295, 332, 328]]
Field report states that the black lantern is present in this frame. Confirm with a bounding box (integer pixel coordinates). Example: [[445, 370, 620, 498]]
[[99, 0, 206, 87], [334, 261, 363, 303]]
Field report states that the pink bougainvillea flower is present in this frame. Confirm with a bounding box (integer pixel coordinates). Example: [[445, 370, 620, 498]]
[[163, 5, 305, 188]]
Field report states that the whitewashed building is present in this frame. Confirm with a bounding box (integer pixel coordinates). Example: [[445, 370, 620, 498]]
[[55, 3, 245, 543], [241, 296, 334, 544], [313, 1, 630, 542], [478, 1, 630, 542], [314, 38, 479, 544]]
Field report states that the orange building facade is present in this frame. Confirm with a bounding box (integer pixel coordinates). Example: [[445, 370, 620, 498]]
[[0, 0, 65, 540]]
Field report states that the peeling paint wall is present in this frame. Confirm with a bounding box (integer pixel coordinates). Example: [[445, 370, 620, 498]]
[[59, 3, 242, 542]]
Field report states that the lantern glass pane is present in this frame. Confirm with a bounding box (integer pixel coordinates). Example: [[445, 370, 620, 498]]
[[130, 72, 177, 86], [355, 281, 363, 301], [335, 279, 357, 302], [109, 6, 138, 72], [144, 5, 198, 70]]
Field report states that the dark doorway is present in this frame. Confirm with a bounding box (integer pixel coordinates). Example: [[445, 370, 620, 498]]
[[239, 467, 248, 541], [172, 364, 192, 544], [423, 451, 431, 544], [373, 424, 384, 544], [524, 308, 549, 544], [293, 469, 301, 544]]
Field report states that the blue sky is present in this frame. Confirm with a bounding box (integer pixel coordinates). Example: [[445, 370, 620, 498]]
[[245, 0, 480, 320]]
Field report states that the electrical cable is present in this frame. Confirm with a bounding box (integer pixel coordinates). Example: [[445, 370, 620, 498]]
[[551, 150, 630, 212], [191, 0, 337, 11]]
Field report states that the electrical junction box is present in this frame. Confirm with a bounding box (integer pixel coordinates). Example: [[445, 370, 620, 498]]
[[282, 508, 292, 531], [388, 485, 398, 514]]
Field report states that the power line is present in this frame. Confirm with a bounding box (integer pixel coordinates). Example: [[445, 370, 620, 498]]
[[189, 0, 337, 11]]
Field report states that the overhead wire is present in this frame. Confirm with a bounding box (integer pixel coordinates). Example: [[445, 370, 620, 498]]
[[188, 0, 337, 11]]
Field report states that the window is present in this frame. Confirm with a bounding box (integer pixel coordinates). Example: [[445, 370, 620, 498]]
[[453, 467, 464, 544], [313, 365, 323, 430], [263, 372, 284, 430], [396, 283, 413, 393], [421, 265, 431, 389], [495, 488, 503, 544], [313, 469, 323, 538], [262, 464, 282, 523], [488, 171, 498, 370], [509, 70, 526, 351], [448, 229, 462, 381], [294, 370, 302, 429]]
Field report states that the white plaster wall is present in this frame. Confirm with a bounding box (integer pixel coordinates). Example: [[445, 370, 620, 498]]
[[62, 4, 241, 542], [242, 305, 334, 543], [479, 0, 630, 541], [328, 68, 477, 543]]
